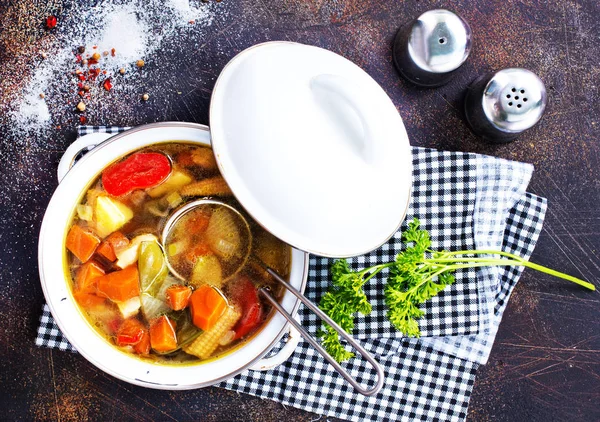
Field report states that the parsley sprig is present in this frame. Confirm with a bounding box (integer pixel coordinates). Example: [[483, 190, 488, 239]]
[[318, 218, 595, 363]]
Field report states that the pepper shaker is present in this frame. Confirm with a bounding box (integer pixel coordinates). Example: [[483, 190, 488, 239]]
[[464, 68, 547, 143], [393, 9, 472, 87]]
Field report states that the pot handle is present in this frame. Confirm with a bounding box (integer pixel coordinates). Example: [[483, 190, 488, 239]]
[[259, 269, 385, 397], [57, 133, 114, 183], [248, 318, 302, 371]]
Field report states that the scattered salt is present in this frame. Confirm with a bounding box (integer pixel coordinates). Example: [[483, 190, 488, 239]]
[[17, 92, 51, 127], [7, 0, 220, 143], [96, 7, 148, 66]]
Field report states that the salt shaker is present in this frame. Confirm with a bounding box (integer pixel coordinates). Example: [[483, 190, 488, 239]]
[[393, 9, 472, 87], [464, 68, 547, 143]]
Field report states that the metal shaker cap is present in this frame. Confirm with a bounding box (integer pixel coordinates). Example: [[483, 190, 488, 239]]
[[464, 68, 547, 143], [393, 9, 472, 87], [481, 68, 547, 132]]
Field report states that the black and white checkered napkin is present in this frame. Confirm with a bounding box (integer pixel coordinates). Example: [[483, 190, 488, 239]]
[[36, 126, 547, 422]]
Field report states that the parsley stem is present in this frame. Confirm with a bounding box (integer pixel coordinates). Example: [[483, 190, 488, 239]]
[[424, 256, 595, 291], [362, 263, 394, 283]]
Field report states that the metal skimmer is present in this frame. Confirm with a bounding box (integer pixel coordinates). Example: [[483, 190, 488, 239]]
[[162, 199, 385, 396]]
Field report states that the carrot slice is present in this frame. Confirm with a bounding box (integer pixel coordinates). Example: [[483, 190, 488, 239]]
[[66, 225, 101, 263], [149, 316, 177, 352], [96, 265, 139, 302], [96, 241, 116, 262], [75, 260, 106, 294], [187, 213, 211, 235], [189, 285, 227, 331], [73, 291, 106, 309], [96, 232, 129, 261], [166, 285, 192, 311]]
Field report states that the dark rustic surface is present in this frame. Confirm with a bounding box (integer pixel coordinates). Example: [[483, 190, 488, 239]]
[[1, 0, 598, 421]]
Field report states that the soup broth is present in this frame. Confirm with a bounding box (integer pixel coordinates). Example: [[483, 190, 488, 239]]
[[65, 143, 291, 364]]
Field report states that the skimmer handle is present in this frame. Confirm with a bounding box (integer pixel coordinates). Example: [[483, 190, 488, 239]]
[[259, 268, 385, 397]]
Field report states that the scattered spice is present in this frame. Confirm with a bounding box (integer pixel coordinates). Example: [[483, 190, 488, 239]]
[[76, 102, 86, 112], [46, 16, 58, 29], [103, 78, 113, 91], [88, 68, 101, 80], [8, 0, 217, 143], [79, 116, 87, 124], [136, 59, 145, 68], [142, 93, 149, 101]]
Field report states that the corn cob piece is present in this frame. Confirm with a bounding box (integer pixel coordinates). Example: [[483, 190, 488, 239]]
[[183, 306, 241, 360], [180, 176, 233, 197], [189, 148, 218, 171]]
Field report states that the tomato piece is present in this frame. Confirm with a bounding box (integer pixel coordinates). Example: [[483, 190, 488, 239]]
[[133, 329, 151, 354], [230, 276, 263, 340], [102, 152, 171, 196], [116, 318, 145, 346]]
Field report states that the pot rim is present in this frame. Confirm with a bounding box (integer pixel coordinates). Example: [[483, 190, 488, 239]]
[[38, 121, 309, 389]]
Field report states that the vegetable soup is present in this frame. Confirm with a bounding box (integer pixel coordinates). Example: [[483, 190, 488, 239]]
[[65, 143, 291, 364]]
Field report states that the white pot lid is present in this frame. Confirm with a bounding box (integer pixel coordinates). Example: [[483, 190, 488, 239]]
[[210, 42, 412, 257]]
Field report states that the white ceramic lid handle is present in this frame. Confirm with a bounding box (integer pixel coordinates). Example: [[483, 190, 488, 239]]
[[310, 73, 381, 165]]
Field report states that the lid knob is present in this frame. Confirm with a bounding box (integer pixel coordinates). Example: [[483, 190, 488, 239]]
[[393, 9, 472, 87], [464, 68, 547, 143]]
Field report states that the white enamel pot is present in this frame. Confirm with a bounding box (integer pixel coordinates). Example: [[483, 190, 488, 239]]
[[38, 122, 309, 389]]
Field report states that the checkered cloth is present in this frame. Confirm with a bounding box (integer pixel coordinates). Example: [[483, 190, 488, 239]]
[[36, 126, 547, 422]]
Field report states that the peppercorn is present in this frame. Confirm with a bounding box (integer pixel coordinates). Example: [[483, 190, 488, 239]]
[[78, 46, 86, 54], [39, 93, 45, 99], [119, 68, 126, 75], [92, 52, 101, 60], [136, 59, 145, 68], [142, 93, 149, 101], [76, 102, 86, 112], [45, 16, 57, 29]]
